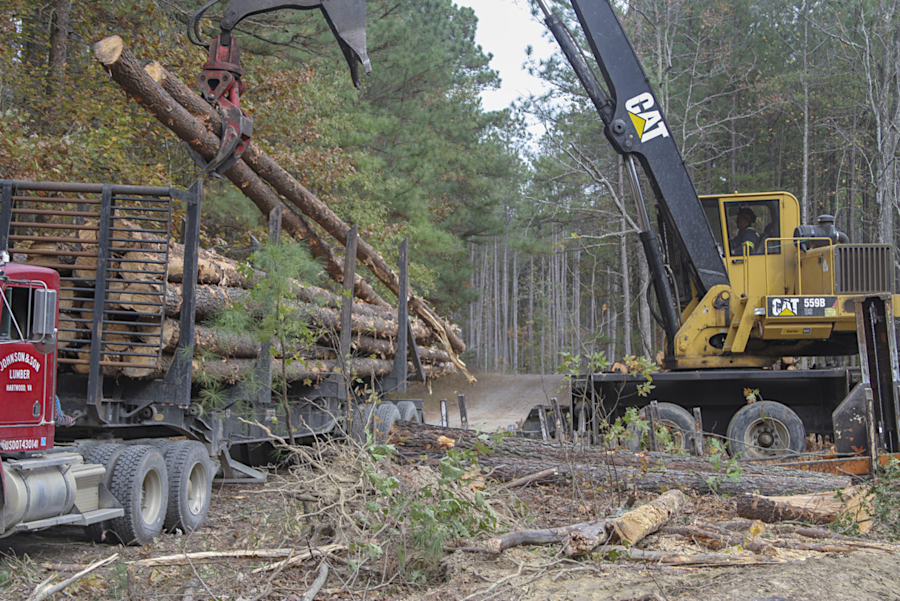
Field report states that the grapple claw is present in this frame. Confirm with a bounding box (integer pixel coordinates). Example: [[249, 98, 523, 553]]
[[202, 98, 252, 174], [197, 33, 253, 174]]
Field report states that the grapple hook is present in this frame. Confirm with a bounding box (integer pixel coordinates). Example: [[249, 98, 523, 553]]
[[188, 0, 224, 48]]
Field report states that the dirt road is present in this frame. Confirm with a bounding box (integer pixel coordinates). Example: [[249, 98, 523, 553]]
[[398, 370, 566, 432]]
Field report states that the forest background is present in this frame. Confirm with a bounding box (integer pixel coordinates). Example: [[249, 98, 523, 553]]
[[1, 0, 898, 375]]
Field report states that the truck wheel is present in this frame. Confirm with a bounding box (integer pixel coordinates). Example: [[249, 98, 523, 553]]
[[727, 401, 805, 460], [396, 401, 420, 423], [107, 445, 168, 545], [624, 403, 695, 452], [163, 441, 212, 534], [374, 403, 401, 443], [84, 443, 125, 543], [350, 403, 375, 443]]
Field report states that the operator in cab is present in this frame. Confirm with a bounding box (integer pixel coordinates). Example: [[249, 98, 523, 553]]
[[730, 207, 761, 255]]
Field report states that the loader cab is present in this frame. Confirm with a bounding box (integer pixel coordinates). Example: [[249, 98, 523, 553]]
[[699, 192, 802, 299]]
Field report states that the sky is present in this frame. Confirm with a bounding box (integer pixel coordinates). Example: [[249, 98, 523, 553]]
[[454, 0, 558, 112]]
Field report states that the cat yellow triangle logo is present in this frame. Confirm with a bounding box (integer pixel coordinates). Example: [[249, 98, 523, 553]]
[[778, 306, 796, 316], [629, 111, 646, 138]]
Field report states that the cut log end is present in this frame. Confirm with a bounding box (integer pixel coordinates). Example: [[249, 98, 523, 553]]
[[94, 36, 125, 65], [145, 61, 165, 83]]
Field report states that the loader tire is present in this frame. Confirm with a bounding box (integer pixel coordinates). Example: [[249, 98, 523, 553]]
[[374, 403, 401, 443], [396, 401, 420, 423], [84, 443, 125, 543], [727, 401, 805, 460], [106, 445, 168, 545], [163, 441, 212, 534], [624, 402, 696, 452]]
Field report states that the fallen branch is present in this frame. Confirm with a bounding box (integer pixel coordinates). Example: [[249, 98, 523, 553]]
[[132, 545, 343, 567], [252, 546, 346, 574], [300, 562, 329, 601], [661, 525, 774, 555], [497, 467, 558, 490], [486, 519, 612, 555], [486, 490, 684, 557], [601, 546, 786, 566], [28, 553, 119, 601]]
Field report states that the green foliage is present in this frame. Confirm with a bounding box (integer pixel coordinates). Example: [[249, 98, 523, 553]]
[[202, 239, 325, 435], [360, 434, 500, 582], [833, 458, 900, 540], [705, 438, 744, 493], [623, 355, 658, 397], [557, 350, 611, 376]]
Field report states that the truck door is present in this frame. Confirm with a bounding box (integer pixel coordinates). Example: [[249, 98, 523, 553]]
[[0, 284, 53, 428]]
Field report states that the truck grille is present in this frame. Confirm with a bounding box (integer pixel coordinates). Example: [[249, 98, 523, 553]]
[[834, 244, 894, 294]]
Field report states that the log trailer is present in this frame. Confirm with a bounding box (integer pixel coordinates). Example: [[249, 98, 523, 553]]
[[0, 179, 424, 544]]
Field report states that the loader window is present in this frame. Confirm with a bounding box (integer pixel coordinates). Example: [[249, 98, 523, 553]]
[[700, 200, 725, 254], [725, 200, 781, 256]]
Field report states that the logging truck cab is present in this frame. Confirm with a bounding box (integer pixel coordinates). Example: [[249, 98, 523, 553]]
[[0, 260, 59, 455], [0, 259, 133, 539]]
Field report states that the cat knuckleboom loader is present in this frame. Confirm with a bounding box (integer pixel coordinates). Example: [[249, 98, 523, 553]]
[[185, 0, 898, 463], [0, 179, 424, 544], [526, 0, 900, 465]]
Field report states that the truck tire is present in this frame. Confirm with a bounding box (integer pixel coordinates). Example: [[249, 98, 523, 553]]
[[374, 403, 401, 443], [727, 401, 805, 460], [350, 403, 375, 443], [106, 445, 168, 545], [396, 401, 420, 423], [84, 443, 125, 543], [163, 441, 212, 534], [624, 402, 695, 452]]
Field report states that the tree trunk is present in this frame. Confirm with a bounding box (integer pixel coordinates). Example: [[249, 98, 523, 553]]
[[46, 0, 71, 98], [388, 421, 852, 496]]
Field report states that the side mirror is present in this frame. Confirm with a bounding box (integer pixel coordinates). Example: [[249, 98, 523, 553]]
[[31, 288, 57, 353]]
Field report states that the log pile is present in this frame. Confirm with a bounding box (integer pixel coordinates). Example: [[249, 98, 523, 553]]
[[92, 35, 474, 383], [50, 232, 458, 383]]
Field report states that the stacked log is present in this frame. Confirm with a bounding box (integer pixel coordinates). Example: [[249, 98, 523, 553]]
[[42, 230, 457, 384]]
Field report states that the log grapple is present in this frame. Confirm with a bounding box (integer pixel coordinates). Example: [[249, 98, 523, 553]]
[[188, 0, 371, 173]]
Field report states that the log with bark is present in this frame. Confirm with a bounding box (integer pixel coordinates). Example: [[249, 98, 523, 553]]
[[389, 421, 853, 495], [486, 490, 685, 556], [168, 241, 263, 288], [93, 39, 471, 382], [735, 485, 872, 532], [162, 285, 437, 344]]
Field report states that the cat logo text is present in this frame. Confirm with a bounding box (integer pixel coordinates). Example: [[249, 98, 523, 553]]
[[625, 93, 670, 143]]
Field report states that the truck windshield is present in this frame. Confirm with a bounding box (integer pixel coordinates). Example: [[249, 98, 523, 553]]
[[0, 286, 35, 342]]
